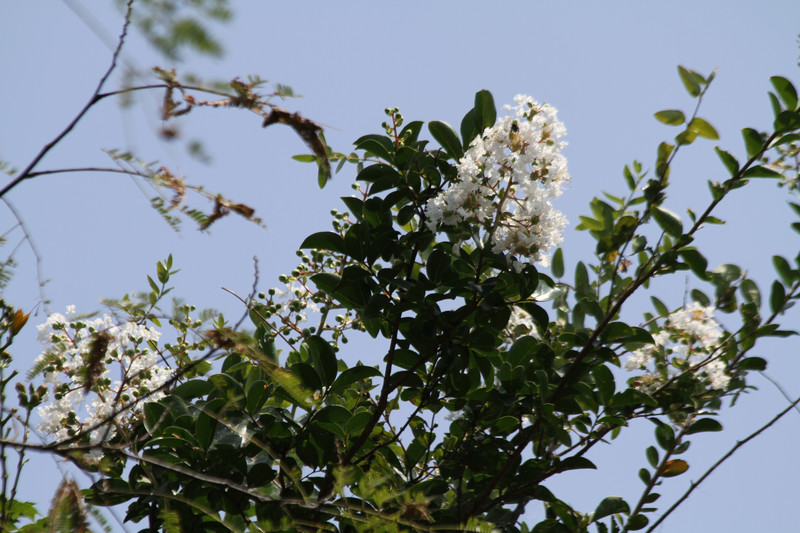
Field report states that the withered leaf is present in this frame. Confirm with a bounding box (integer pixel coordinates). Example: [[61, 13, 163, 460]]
[[263, 108, 331, 183]]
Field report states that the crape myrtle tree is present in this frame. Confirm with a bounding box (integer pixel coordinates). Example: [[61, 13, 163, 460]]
[[2, 2, 800, 532]]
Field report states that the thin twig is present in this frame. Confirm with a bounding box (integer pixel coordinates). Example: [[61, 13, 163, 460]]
[[0, 0, 136, 199], [1, 198, 48, 306], [646, 393, 800, 532]]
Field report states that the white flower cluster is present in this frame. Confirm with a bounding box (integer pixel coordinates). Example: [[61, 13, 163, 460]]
[[625, 302, 729, 392], [34, 307, 172, 463], [424, 95, 570, 268]]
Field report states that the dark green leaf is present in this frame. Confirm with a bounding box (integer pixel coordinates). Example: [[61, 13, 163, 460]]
[[742, 165, 783, 179], [773, 132, 800, 148], [650, 205, 682, 237], [428, 121, 463, 159], [330, 365, 381, 392], [654, 109, 685, 125], [144, 402, 167, 435], [551, 248, 564, 278], [460, 108, 479, 148], [739, 357, 767, 371], [741, 128, 765, 158], [474, 89, 497, 131], [773, 255, 795, 285], [686, 418, 723, 435], [354, 134, 395, 161], [299, 231, 345, 253], [691, 289, 711, 307], [304, 335, 338, 387], [771, 280, 787, 315], [774, 110, 800, 132], [650, 296, 669, 317], [593, 496, 630, 521], [646, 446, 659, 468], [196, 411, 217, 450], [627, 514, 649, 531], [771, 76, 798, 111], [610, 389, 657, 408], [601, 322, 634, 343], [714, 148, 739, 176], [740, 279, 760, 308], [574, 261, 591, 299], [311, 273, 341, 294], [679, 248, 708, 278], [654, 424, 675, 450], [173, 379, 213, 400]]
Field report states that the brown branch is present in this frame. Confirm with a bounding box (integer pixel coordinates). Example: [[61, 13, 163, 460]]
[[0, 0, 136, 199], [646, 393, 800, 532]]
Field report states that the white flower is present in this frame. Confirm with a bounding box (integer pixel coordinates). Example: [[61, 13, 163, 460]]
[[626, 303, 729, 391], [424, 95, 570, 267], [33, 308, 173, 463]]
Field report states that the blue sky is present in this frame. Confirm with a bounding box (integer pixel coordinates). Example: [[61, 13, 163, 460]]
[[2, 1, 800, 530]]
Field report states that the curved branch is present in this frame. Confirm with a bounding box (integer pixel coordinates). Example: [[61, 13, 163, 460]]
[[0, 0, 135, 200], [646, 393, 800, 532]]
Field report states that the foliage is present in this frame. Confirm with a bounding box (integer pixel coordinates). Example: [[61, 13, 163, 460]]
[[2, 3, 800, 532]]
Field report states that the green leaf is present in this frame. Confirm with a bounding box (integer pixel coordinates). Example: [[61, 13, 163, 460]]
[[627, 514, 649, 531], [460, 108, 479, 148], [679, 248, 708, 278], [593, 496, 630, 521], [601, 322, 634, 343], [740, 278, 761, 308], [574, 261, 591, 299], [474, 89, 497, 131], [741, 165, 783, 179], [650, 205, 683, 237], [646, 446, 659, 468], [195, 410, 217, 450], [686, 418, 723, 434], [773, 132, 800, 148], [770, 280, 786, 315], [691, 288, 711, 307], [428, 121, 463, 159], [675, 129, 697, 146], [687, 117, 719, 140], [714, 147, 740, 176], [650, 296, 669, 317], [304, 335, 338, 387], [655, 142, 674, 178], [311, 272, 341, 294], [774, 110, 800, 132], [172, 379, 213, 400], [300, 231, 345, 253], [354, 134, 395, 161], [610, 388, 657, 408], [551, 248, 564, 278], [739, 356, 767, 371], [741, 128, 765, 158], [144, 402, 167, 434], [330, 365, 381, 392], [654, 424, 675, 450], [771, 76, 798, 111], [292, 154, 316, 163], [654, 109, 685, 125], [773, 255, 795, 285], [678, 65, 701, 97]]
